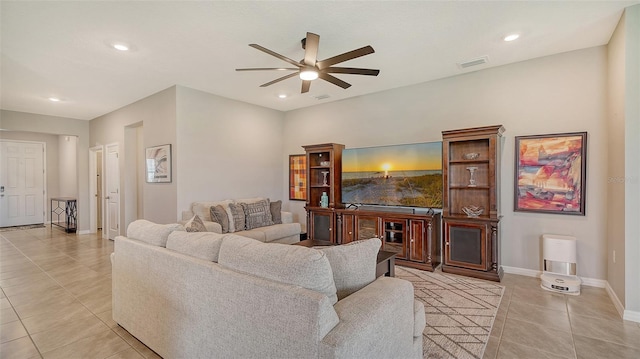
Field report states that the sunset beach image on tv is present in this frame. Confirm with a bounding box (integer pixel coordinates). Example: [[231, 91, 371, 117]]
[[341, 142, 443, 208]]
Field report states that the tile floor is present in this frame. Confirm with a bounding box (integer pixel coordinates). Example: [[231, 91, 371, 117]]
[[1, 226, 639, 359]]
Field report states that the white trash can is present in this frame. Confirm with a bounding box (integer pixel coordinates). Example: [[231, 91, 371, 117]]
[[540, 234, 581, 295]]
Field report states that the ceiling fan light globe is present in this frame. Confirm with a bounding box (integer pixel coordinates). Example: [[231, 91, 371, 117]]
[[299, 69, 319, 81]]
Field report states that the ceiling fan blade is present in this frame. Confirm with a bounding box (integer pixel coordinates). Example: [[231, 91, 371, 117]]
[[316, 46, 375, 70], [324, 67, 380, 76], [318, 73, 351, 89], [301, 80, 311, 93], [236, 68, 299, 71], [249, 44, 302, 68], [259, 72, 299, 87], [303, 32, 320, 66]]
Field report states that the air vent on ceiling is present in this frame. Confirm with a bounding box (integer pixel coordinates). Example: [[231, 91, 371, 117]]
[[457, 56, 489, 69], [315, 94, 330, 100]]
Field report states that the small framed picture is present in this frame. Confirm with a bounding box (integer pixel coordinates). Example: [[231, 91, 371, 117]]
[[289, 154, 307, 200], [146, 144, 172, 183], [514, 132, 587, 215]]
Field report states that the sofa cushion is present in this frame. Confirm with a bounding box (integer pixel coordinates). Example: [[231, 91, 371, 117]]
[[228, 203, 245, 232], [270, 200, 282, 224], [240, 223, 301, 243], [192, 200, 232, 222], [218, 235, 338, 305], [166, 231, 225, 262], [210, 205, 230, 233], [320, 238, 381, 300], [240, 199, 273, 230], [127, 220, 183, 247], [184, 215, 207, 232]]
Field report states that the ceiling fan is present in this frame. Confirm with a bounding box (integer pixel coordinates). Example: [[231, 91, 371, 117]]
[[236, 32, 380, 93]]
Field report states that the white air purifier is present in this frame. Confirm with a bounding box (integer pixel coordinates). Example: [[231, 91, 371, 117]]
[[540, 234, 581, 295]]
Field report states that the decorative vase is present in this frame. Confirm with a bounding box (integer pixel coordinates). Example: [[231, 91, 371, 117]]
[[320, 192, 329, 208], [321, 171, 329, 186], [466, 166, 478, 187]]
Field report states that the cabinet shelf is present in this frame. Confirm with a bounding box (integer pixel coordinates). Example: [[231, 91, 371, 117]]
[[449, 185, 490, 190], [309, 166, 331, 169], [449, 160, 490, 164]]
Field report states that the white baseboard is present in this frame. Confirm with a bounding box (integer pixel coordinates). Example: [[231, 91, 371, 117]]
[[624, 309, 640, 323], [501, 266, 540, 278], [606, 282, 625, 317], [78, 229, 91, 235]]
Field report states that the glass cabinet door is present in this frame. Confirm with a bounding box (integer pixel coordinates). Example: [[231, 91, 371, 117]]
[[356, 216, 379, 241], [382, 219, 407, 259]]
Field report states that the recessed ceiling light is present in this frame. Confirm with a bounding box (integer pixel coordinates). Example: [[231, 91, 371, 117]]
[[48, 97, 61, 102], [503, 34, 520, 42], [113, 43, 129, 51], [278, 94, 287, 99]]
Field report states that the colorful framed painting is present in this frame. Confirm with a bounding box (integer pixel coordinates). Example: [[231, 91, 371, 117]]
[[146, 144, 172, 183], [289, 154, 307, 201], [514, 132, 587, 215]]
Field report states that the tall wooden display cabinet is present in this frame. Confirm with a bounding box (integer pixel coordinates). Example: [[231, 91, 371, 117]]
[[303, 143, 344, 243], [442, 125, 504, 281]]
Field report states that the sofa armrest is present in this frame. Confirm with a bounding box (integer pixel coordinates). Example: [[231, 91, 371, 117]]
[[320, 277, 419, 359], [281, 211, 293, 224]]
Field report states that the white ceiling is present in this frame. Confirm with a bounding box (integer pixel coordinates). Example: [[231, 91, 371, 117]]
[[1, 1, 638, 121]]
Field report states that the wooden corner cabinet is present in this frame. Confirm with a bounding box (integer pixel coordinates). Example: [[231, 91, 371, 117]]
[[337, 209, 441, 271], [442, 125, 504, 281], [303, 143, 344, 243]]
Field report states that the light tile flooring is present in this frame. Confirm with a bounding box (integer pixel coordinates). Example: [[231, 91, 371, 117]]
[[1, 227, 639, 359]]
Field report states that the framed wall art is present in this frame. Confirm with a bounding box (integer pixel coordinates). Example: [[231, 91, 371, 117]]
[[146, 144, 172, 183], [289, 154, 307, 200], [514, 132, 587, 215]]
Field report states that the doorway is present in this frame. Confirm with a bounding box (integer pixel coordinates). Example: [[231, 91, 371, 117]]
[[105, 143, 120, 240], [89, 145, 104, 236], [0, 140, 46, 227]]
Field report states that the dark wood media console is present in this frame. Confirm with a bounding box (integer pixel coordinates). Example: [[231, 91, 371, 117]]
[[336, 208, 441, 272]]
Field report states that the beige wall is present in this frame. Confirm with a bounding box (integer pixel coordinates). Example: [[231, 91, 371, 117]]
[[623, 5, 640, 316], [175, 86, 285, 214], [284, 46, 609, 280], [89, 86, 177, 230], [0, 110, 90, 230], [607, 10, 627, 306]]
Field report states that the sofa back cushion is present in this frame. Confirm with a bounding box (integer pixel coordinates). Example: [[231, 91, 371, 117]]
[[218, 235, 338, 305], [127, 220, 184, 247], [320, 238, 381, 300], [166, 231, 225, 262]]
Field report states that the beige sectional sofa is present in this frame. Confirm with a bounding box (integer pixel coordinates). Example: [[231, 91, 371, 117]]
[[181, 198, 301, 244], [112, 220, 425, 359]]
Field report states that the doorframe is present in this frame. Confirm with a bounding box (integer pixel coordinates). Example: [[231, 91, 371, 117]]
[[105, 142, 120, 240], [0, 139, 47, 225], [89, 145, 104, 236]]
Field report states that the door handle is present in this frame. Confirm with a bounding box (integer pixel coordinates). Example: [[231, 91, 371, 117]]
[[105, 196, 110, 200]]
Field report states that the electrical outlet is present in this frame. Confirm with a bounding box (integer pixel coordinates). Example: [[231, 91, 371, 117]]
[[613, 250, 616, 264]]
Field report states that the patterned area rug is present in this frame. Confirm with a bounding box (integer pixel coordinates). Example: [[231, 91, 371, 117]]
[[396, 266, 504, 359], [0, 224, 45, 232]]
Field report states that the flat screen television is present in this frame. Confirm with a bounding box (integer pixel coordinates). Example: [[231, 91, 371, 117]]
[[342, 142, 443, 208]]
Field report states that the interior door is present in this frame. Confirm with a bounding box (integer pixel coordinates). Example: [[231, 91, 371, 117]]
[[0, 141, 45, 227], [105, 144, 120, 239]]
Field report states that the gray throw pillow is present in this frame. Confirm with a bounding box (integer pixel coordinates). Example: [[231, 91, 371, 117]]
[[240, 199, 273, 230], [210, 205, 230, 233], [270, 200, 282, 224], [185, 215, 207, 232], [228, 203, 245, 232]]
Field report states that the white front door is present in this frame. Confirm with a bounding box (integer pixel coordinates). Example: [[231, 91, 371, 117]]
[[106, 144, 120, 239], [0, 141, 45, 227]]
